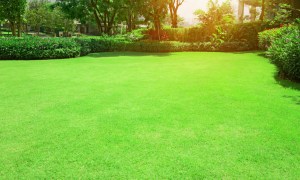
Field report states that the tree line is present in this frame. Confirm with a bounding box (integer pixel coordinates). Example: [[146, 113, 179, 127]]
[[0, 0, 299, 37]]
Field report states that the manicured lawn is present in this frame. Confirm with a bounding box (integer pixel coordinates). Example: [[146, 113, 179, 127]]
[[0, 52, 300, 178]]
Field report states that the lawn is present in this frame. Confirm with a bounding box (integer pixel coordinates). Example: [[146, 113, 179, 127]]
[[0, 52, 300, 178]]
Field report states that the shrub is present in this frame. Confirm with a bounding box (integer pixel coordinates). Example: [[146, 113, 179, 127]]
[[164, 22, 277, 49], [0, 35, 253, 60], [74, 38, 91, 56], [164, 26, 213, 42], [86, 35, 130, 52], [225, 22, 276, 50], [218, 42, 251, 52], [125, 41, 250, 52], [258, 26, 289, 50], [0, 37, 81, 60], [266, 25, 300, 80], [125, 29, 147, 41]]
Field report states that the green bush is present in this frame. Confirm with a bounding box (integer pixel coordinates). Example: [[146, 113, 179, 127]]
[[125, 29, 147, 41], [266, 25, 300, 80], [0, 35, 253, 60], [258, 27, 288, 50], [125, 41, 250, 52], [164, 22, 277, 49], [0, 37, 81, 60], [164, 26, 211, 42], [74, 38, 91, 56], [85, 35, 130, 52]]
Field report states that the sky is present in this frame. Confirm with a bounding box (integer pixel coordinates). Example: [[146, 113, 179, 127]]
[[178, 0, 240, 24]]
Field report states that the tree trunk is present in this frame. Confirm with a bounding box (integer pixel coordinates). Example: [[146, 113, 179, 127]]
[[36, 25, 41, 35], [238, 0, 245, 23], [250, 6, 257, 22], [260, 0, 265, 21], [17, 16, 21, 37], [171, 13, 178, 28], [10, 22, 16, 36], [127, 12, 133, 32], [93, 10, 103, 34], [154, 17, 161, 40]]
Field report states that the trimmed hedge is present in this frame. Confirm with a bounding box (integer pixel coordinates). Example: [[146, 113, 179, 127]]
[[0, 37, 81, 60], [164, 22, 277, 50], [76, 39, 251, 53], [266, 25, 300, 81], [0, 36, 252, 60]]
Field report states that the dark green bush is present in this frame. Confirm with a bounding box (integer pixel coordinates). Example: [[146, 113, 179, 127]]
[[87, 36, 129, 52], [0, 35, 253, 60], [74, 38, 91, 56], [266, 25, 300, 80], [0, 37, 81, 60]]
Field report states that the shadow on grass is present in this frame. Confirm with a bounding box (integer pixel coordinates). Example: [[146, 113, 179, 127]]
[[274, 73, 300, 91], [274, 74, 300, 105], [282, 95, 300, 105], [87, 52, 171, 58], [225, 50, 265, 55]]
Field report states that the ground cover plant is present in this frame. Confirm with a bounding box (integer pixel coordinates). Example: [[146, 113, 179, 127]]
[[1, 52, 300, 179]]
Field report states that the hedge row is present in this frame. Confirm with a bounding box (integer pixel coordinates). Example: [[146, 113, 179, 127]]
[[0, 37, 252, 60], [0, 37, 81, 60], [259, 25, 300, 81], [76, 39, 251, 54], [164, 22, 278, 49]]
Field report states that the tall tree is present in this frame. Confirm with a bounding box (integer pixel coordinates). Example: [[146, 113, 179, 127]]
[[194, 0, 234, 27], [120, 0, 144, 32], [142, 0, 168, 40], [238, 0, 245, 23], [0, 0, 27, 36], [259, 0, 265, 21], [57, 0, 125, 35], [168, 0, 185, 28], [25, 0, 50, 34]]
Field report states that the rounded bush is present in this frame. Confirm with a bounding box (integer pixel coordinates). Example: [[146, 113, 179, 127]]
[[0, 37, 81, 60], [267, 26, 300, 80]]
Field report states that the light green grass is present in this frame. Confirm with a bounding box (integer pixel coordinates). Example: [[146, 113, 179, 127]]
[[0, 52, 300, 179]]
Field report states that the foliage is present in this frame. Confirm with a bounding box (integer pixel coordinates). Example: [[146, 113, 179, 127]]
[[118, 0, 145, 32], [194, 0, 234, 33], [0, 0, 27, 36], [164, 22, 277, 49], [271, 3, 293, 25], [49, 6, 76, 33], [0, 37, 80, 60], [25, 1, 76, 35], [266, 25, 300, 80], [258, 26, 287, 50], [141, 0, 169, 40], [25, 0, 50, 34], [0, 34, 254, 60], [225, 22, 276, 49], [56, 0, 126, 35], [124, 28, 147, 41], [168, 0, 185, 28]]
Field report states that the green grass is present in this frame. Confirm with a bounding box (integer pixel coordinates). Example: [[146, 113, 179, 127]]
[[1, 52, 300, 179]]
